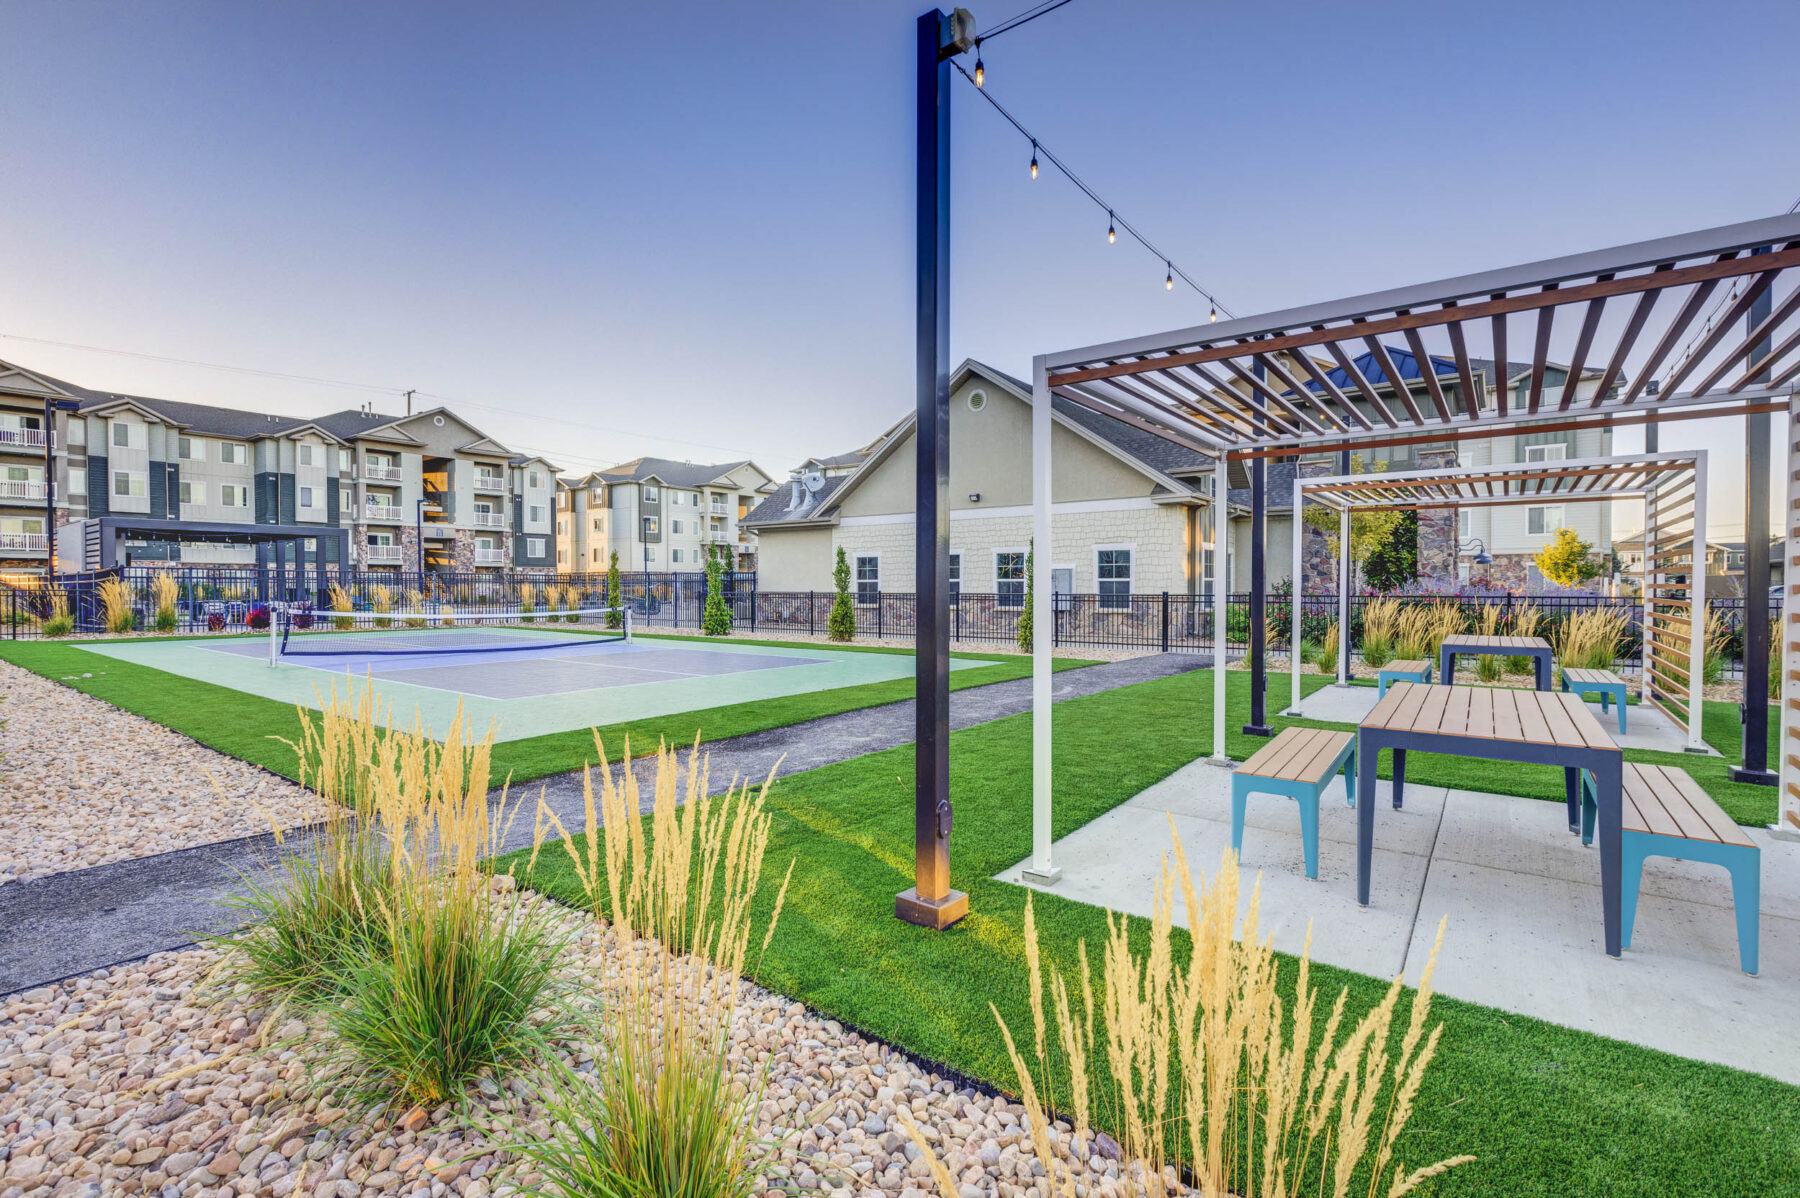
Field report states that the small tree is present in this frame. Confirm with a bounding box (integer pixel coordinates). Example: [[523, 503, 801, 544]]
[[605, 551, 623, 629], [702, 547, 733, 636], [827, 546, 856, 642], [1016, 542, 1034, 653], [1301, 459, 1408, 590], [1363, 510, 1418, 592], [1535, 527, 1606, 588]]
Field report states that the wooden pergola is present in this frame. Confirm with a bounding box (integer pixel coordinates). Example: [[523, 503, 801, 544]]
[[1291, 450, 1708, 750], [1017, 212, 1800, 881]]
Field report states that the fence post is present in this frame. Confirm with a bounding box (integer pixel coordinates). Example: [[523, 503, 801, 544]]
[[809, 590, 815, 636], [1161, 591, 1170, 652], [877, 592, 884, 639]]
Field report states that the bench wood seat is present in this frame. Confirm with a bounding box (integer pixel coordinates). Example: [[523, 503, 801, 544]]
[[1233, 728, 1357, 879], [1376, 660, 1431, 697], [1581, 763, 1760, 974], [1560, 666, 1630, 733]]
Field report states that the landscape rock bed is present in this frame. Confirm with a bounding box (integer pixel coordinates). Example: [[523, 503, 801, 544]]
[[0, 886, 1131, 1198], [0, 663, 334, 886]]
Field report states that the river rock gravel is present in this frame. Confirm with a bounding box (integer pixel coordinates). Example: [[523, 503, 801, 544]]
[[0, 883, 1150, 1198], [0, 662, 335, 887]]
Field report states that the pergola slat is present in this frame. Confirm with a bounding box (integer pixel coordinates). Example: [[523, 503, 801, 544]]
[[1400, 321, 1455, 421], [1698, 280, 1800, 394], [1363, 335, 1429, 425], [1527, 287, 1556, 413], [1621, 256, 1735, 402], [1558, 287, 1609, 410], [1659, 267, 1782, 398], [1445, 314, 1481, 419], [1322, 338, 1401, 428]]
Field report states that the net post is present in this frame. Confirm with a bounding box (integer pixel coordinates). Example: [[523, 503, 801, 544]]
[[624, 604, 633, 643], [268, 609, 278, 667]]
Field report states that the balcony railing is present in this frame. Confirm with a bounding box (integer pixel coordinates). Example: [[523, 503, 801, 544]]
[[0, 480, 47, 502], [474, 548, 507, 566], [363, 461, 403, 481], [363, 544, 404, 564], [0, 428, 47, 450], [0, 532, 48, 552], [472, 511, 506, 528], [473, 475, 506, 493], [363, 503, 403, 522]]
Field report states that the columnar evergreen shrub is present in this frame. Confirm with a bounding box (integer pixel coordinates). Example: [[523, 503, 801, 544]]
[[827, 547, 856, 642]]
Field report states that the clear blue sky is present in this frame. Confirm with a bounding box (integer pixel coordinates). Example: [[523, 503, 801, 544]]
[[1, 0, 1794, 524]]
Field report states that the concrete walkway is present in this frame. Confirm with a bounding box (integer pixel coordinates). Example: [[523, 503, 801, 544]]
[[0, 652, 1207, 996], [1001, 758, 1799, 1083]]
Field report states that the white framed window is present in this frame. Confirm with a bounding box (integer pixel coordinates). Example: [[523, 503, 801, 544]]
[[1527, 506, 1565, 536], [67, 418, 84, 445], [558, 548, 568, 564], [527, 536, 545, 557], [593, 516, 604, 531], [672, 548, 686, 564], [645, 547, 658, 563], [298, 444, 317, 467], [341, 486, 354, 511], [643, 484, 660, 502], [643, 517, 659, 536], [112, 422, 131, 448], [1524, 443, 1568, 464], [1096, 546, 1133, 610], [1458, 509, 1471, 540], [300, 485, 317, 509], [948, 553, 961, 601], [220, 483, 249, 508], [69, 469, 87, 496], [177, 436, 205, 462], [220, 441, 248, 465], [996, 550, 1026, 608], [556, 518, 566, 535], [178, 480, 205, 506], [854, 553, 880, 605], [672, 519, 684, 534], [592, 548, 601, 564], [112, 470, 146, 497], [528, 470, 542, 489]]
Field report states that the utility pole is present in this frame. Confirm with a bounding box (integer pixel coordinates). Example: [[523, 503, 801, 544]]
[[404, 389, 415, 417], [1733, 244, 1778, 785], [897, 6, 974, 931]]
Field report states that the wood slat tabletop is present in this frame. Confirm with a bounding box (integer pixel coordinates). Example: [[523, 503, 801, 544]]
[[1362, 681, 1617, 749], [1441, 634, 1553, 651]]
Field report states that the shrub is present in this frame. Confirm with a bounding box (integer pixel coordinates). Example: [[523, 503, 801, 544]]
[[606, 552, 624, 629], [948, 834, 1469, 1198], [1474, 604, 1505, 683], [327, 582, 355, 631], [206, 612, 226, 633], [246, 604, 271, 631], [519, 736, 791, 1198], [1016, 544, 1035, 653], [370, 584, 394, 629], [1701, 606, 1732, 685], [1359, 597, 1401, 669], [1554, 609, 1629, 682], [98, 578, 137, 634], [827, 547, 856, 642], [1310, 619, 1340, 672], [41, 586, 73, 637], [1506, 602, 1543, 674], [520, 585, 538, 623], [703, 550, 733, 636], [403, 589, 427, 629], [151, 573, 179, 633]]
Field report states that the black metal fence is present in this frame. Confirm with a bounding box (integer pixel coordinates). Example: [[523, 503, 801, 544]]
[[0, 568, 1778, 680]]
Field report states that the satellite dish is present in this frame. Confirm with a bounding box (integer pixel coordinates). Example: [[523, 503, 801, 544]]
[[801, 471, 826, 494]]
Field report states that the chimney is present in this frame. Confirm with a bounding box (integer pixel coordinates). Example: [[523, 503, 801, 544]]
[[789, 472, 803, 508]]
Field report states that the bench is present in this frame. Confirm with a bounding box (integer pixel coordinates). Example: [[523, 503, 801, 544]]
[[1232, 727, 1356, 880], [1562, 666, 1630, 733], [1580, 763, 1760, 974], [1377, 659, 1432, 698]]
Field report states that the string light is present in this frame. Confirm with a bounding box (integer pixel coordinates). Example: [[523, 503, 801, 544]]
[[1029, 140, 1038, 180], [1210, 304, 1217, 322], [1107, 211, 1115, 243], [974, 51, 984, 87], [1165, 262, 1174, 291]]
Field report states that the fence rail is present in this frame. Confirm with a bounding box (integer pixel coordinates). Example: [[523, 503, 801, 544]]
[[0, 568, 1778, 680]]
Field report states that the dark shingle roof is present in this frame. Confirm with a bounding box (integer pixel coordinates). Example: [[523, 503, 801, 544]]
[[1226, 458, 1301, 510], [599, 457, 753, 489], [310, 409, 418, 442], [742, 474, 849, 526]]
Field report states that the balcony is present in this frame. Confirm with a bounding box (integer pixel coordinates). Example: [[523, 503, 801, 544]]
[[0, 479, 47, 503], [0, 532, 48, 553], [363, 502, 404, 523], [473, 474, 506, 494], [364, 544, 404, 564], [363, 461, 403, 482], [421, 523, 456, 539], [472, 510, 506, 528], [0, 427, 47, 452], [474, 548, 507, 566]]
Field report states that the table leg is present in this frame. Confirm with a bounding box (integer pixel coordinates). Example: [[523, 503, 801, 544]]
[[1563, 766, 1580, 833], [1357, 731, 1377, 906], [1593, 752, 1623, 957], [1537, 652, 1550, 691], [1438, 646, 1453, 685], [1392, 748, 1406, 809]]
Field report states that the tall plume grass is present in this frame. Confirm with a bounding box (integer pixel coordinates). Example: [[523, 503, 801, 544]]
[[1394, 603, 1462, 665], [327, 582, 355, 631], [41, 584, 72, 637], [969, 829, 1470, 1198], [150, 572, 179, 633], [520, 583, 539, 623], [1555, 610, 1628, 682], [223, 679, 566, 1109], [1701, 606, 1732, 686], [369, 584, 393, 628], [514, 737, 794, 1198], [1505, 602, 1542, 674], [98, 577, 136, 635], [1309, 619, 1341, 674], [1359, 598, 1401, 670], [403, 587, 427, 628], [1473, 605, 1504, 683]]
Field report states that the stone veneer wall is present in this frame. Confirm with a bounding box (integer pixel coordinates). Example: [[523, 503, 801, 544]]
[[1414, 449, 1459, 584], [1298, 459, 1339, 594]]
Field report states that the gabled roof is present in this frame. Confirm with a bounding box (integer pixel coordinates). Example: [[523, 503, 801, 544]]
[[311, 409, 425, 445], [742, 473, 852, 527], [598, 456, 763, 489]]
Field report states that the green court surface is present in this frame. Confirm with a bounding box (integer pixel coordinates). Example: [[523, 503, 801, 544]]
[[74, 631, 985, 742]]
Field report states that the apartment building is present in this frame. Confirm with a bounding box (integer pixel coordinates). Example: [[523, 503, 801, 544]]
[[0, 364, 55, 572], [556, 458, 774, 574], [0, 356, 557, 576]]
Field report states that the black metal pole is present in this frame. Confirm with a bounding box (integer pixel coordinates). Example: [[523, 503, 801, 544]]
[[1733, 245, 1777, 785], [897, 7, 967, 930], [42, 397, 56, 578], [1244, 362, 1271, 735]]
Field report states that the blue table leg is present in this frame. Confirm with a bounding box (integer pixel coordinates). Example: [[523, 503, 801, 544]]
[[1564, 766, 1580, 833], [1392, 748, 1406, 809], [1356, 731, 1377, 906], [1593, 752, 1623, 958], [1438, 647, 1454, 685]]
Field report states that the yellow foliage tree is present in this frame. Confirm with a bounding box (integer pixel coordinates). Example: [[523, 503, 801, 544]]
[[1534, 527, 1605, 587]]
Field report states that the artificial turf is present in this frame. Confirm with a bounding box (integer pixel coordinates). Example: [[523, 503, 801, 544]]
[[0, 634, 1095, 786], [497, 668, 1798, 1198]]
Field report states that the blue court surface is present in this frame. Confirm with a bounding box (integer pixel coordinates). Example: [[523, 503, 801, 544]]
[[76, 629, 984, 741]]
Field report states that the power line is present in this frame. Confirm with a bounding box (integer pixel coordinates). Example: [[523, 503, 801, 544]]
[[977, 0, 1078, 45], [950, 60, 1235, 319], [1673, 188, 1800, 371], [0, 332, 401, 395]]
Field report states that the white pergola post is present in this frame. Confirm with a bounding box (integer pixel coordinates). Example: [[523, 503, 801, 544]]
[[1023, 357, 1059, 884], [1337, 505, 1352, 685], [1288, 476, 1304, 714], [1212, 454, 1229, 761], [1688, 452, 1708, 752]]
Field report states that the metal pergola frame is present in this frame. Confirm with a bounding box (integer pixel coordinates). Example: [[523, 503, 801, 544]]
[[1016, 213, 1800, 883], [1288, 450, 1708, 752]]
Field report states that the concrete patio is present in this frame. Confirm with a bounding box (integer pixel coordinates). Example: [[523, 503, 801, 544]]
[[1280, 679, 1717, 756], [1001, 756, 1798, 1083]]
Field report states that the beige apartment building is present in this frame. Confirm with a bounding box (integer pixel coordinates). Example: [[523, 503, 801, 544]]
[[556, 458, 774, 574]]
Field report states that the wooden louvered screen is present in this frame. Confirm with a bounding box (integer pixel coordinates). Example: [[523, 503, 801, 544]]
[[1781, 394, 1800, 835], [1641, 462, 1704, 738]]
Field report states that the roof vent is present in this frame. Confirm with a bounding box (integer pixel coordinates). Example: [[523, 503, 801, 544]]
[[801, 471, 825, 494]]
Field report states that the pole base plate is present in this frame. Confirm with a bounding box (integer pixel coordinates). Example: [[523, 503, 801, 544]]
[[1241, 723, 1275, 737], [896, 887, 969, 929], [1019, 865, 1062, 886], [1727, 766, 1779, 787]]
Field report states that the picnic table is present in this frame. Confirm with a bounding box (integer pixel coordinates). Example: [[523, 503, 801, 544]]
[[1356, 681, 1625, 957], [1438, 634, 1553, 690]]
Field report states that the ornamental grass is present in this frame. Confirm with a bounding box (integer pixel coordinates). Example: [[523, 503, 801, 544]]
[[1505, 602, 1542, 674], [1359, 598, 1401, 670], [515, 736, 793, 1198], [327, 581, 355, 631], [150, 572, 179, 633], [913, 826, 1470, 1198], [1553, 609, 1629, 681], [97, 577, 136, 634], [1473, 605, 1505, 683], [41, 584, 73, 637]]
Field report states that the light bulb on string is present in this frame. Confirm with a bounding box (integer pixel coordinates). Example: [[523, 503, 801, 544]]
[[1165, 263, 1174, 291], [1107, 212, 1115, 243], [1029, 140, 1038, 180], [1209, 304, 1217, 322], [974, 52, 984, 87]]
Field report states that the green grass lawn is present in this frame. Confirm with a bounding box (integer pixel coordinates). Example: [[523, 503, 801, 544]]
[[0, 634, 1095, 786], [502, 669, 1798, 1197]]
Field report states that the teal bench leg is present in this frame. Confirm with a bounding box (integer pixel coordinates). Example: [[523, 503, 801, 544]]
[[1343, 747, 1357, 807], [1567, 682, 1630, 734], [1232, 779, 1323, 879]]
